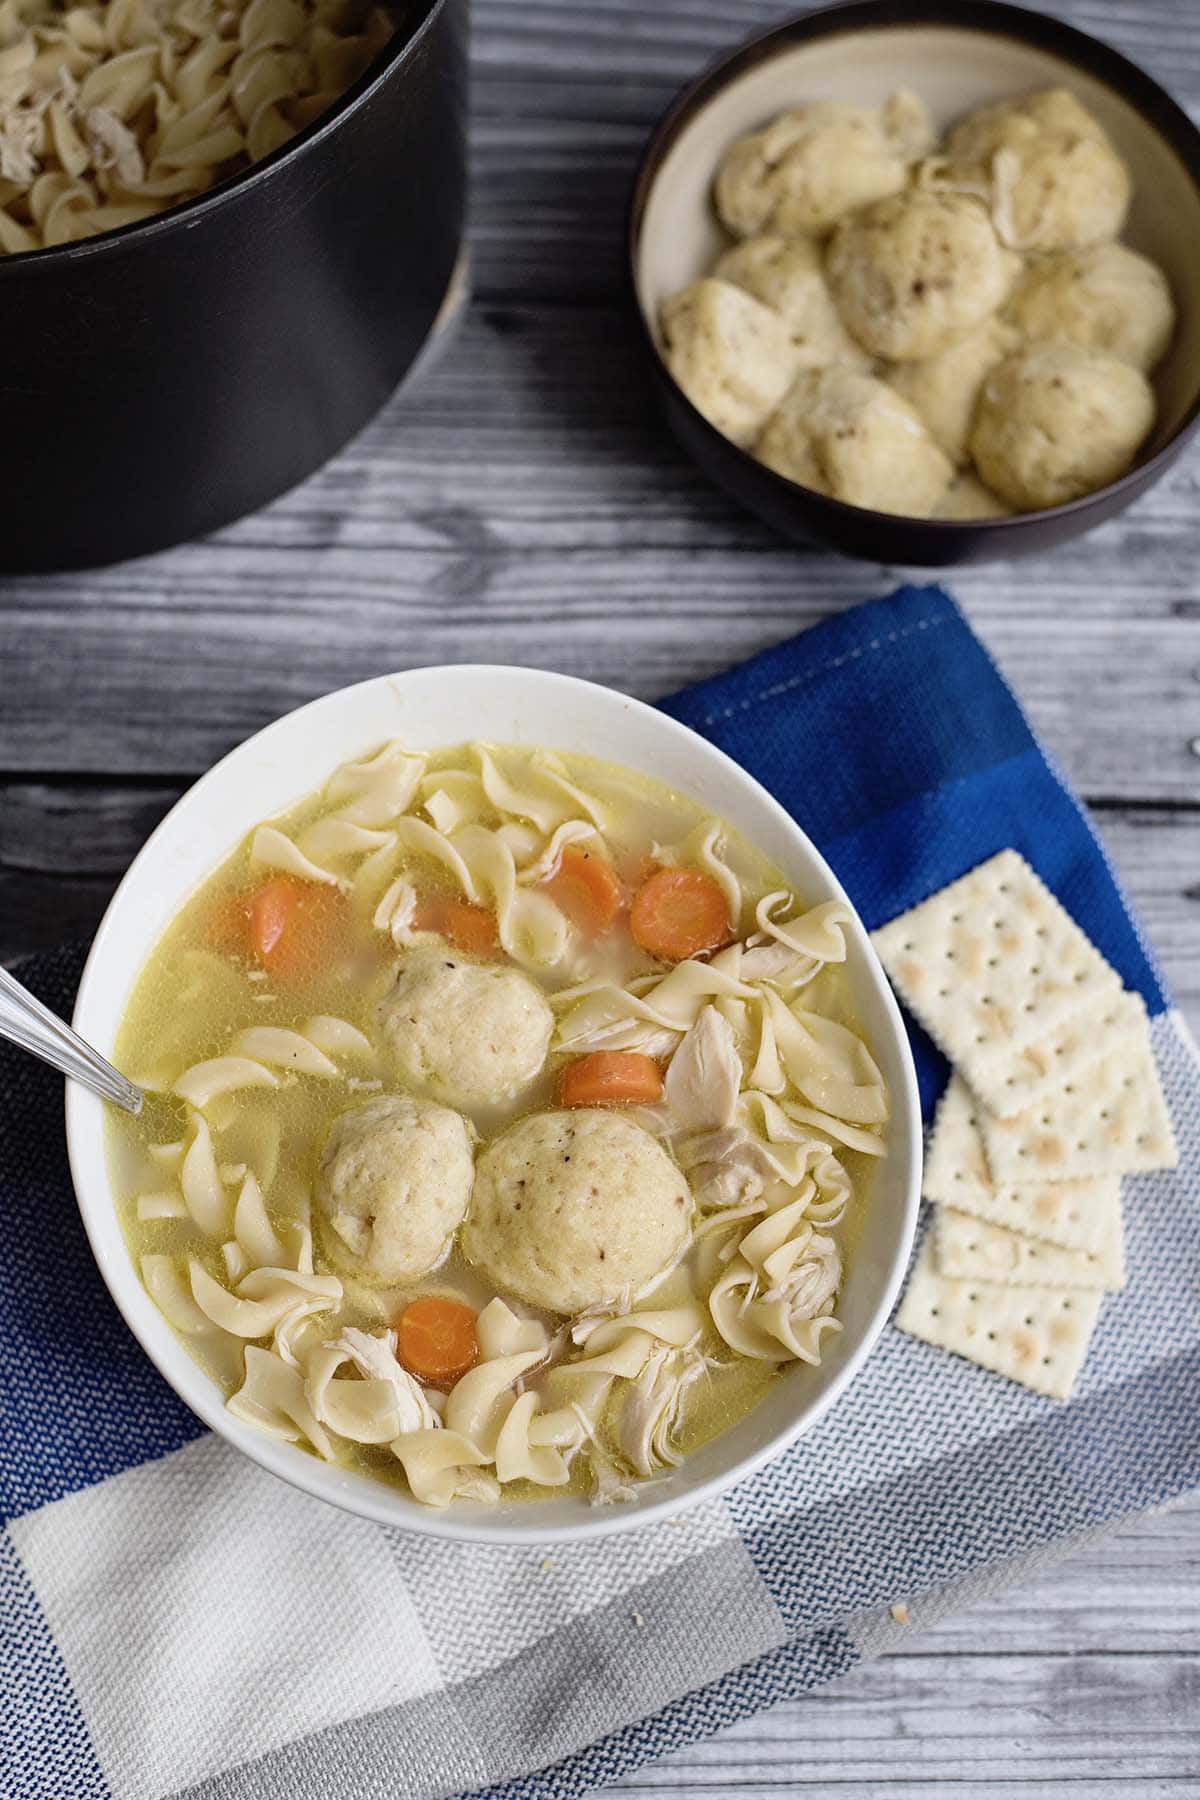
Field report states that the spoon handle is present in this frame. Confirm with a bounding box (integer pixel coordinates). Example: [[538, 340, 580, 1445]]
[[0, 965, 143, 1115]]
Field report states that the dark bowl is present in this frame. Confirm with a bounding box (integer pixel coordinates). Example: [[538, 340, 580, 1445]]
[[628, 0, 1200, 566], [0, 0, 468, 573]]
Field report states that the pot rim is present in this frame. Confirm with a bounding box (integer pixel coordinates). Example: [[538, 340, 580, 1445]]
[[0, 0, 454, 275]]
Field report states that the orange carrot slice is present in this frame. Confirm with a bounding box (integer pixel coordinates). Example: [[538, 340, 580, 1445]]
[[629, 867, 730, 961], [409, 892, 501, 957], [396, 1296, 480, 1386], [238, 877, 347, 980], [440, 899, 501, 956], [542, 844, 623, 936], [560, 1050, 664, 1108], [250, 879, 294, 961]]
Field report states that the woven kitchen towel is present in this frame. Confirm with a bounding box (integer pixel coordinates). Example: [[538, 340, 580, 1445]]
[[4, 584, 1198, 1800]]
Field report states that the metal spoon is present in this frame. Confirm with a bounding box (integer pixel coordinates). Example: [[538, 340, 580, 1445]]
[[0, 965, 143, 1114]]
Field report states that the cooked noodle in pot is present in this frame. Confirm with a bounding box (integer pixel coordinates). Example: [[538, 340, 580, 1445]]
[[0, 0, 395, 252]]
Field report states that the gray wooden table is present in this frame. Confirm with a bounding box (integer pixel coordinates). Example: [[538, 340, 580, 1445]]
[[2, 0, 1198, 1791]]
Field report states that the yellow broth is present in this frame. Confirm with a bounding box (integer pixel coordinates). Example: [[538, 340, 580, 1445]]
[[108, 742, 879, 1503]]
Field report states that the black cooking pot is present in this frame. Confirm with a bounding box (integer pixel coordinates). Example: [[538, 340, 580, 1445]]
[[0, 0, 468, 573]]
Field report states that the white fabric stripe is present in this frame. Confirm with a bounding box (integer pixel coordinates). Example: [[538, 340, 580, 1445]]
[[10, 1435, 443, 1800], [391, 1493, 741, 1684]]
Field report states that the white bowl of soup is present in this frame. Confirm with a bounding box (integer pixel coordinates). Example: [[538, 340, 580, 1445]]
[[65, 667, 921, 1542]]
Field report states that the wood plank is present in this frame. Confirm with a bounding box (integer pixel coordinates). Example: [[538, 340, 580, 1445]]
[[1, 300, 1198, 796], [608, 1650, 1200, 1794], [3, 786, 1198, 1018], [607, 1497, 1200, 1797], [462, 0, 1200, 304]]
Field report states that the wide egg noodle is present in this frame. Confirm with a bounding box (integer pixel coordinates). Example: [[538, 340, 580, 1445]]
[[305, 1327, 438, 1444], [228, 1344, 336, 1460], [0, 0, 397, 254], [120, 733, 888, 1508], [389, 1429, 499, 1508], [708, 1208, 843, 1363]]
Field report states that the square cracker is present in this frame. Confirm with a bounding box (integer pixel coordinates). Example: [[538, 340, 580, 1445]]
[[934, 1206, 1125, 1291], [896, 1238, 1103, 1399], [872, 851, 1122, 1096], [967, 989, 1147, 1121], [923, 1076, 1123, 1254], [978, 1003, 1178, 1182]]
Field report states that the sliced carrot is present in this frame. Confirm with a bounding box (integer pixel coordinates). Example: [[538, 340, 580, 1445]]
[[410, 892, 501, 957], [541, 844, 624, 936], [560, 1050, 664, 1108], [440, 898, 501, 956], [411, 896, 445, 934], [396, 1296, 479, 1386], [243, 877, 348, 981], [250, 879, 294, 960], [629, 866, 730, 961]]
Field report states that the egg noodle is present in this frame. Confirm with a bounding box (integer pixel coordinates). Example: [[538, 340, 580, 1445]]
[[0, 0, 394, 252], [109, 740, 889, 1507]]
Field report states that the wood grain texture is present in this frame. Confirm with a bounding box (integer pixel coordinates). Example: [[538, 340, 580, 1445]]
[[0, 0, 1198, 1794], [611, 1496, 1200, 1797]]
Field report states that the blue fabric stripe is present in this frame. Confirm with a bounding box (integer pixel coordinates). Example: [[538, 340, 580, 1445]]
[[661, 586, 1032, 848], [0, 946, 203, 1527], [468, 1626, 857, 1800], [732, 1342, 1200, 1640], [0, 1531, 109, 1798], [662, 585, 1165, 1115]]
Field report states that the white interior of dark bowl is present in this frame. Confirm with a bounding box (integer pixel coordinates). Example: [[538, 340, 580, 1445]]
[[634, 22, 1200, 457]]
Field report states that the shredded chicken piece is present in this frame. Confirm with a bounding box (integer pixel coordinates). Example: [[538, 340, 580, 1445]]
[[86, 107, 144, 186], [662, 1005, 742, 1133]]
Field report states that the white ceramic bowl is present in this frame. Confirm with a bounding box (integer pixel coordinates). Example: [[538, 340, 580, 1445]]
[[66, 667, 921, 1542]]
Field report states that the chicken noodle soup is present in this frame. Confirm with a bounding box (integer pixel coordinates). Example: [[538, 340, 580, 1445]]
[[109, 740, 888, 1508]]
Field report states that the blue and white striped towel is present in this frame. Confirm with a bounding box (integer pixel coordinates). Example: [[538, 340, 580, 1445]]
[[4, 584, 1198, 1800]]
